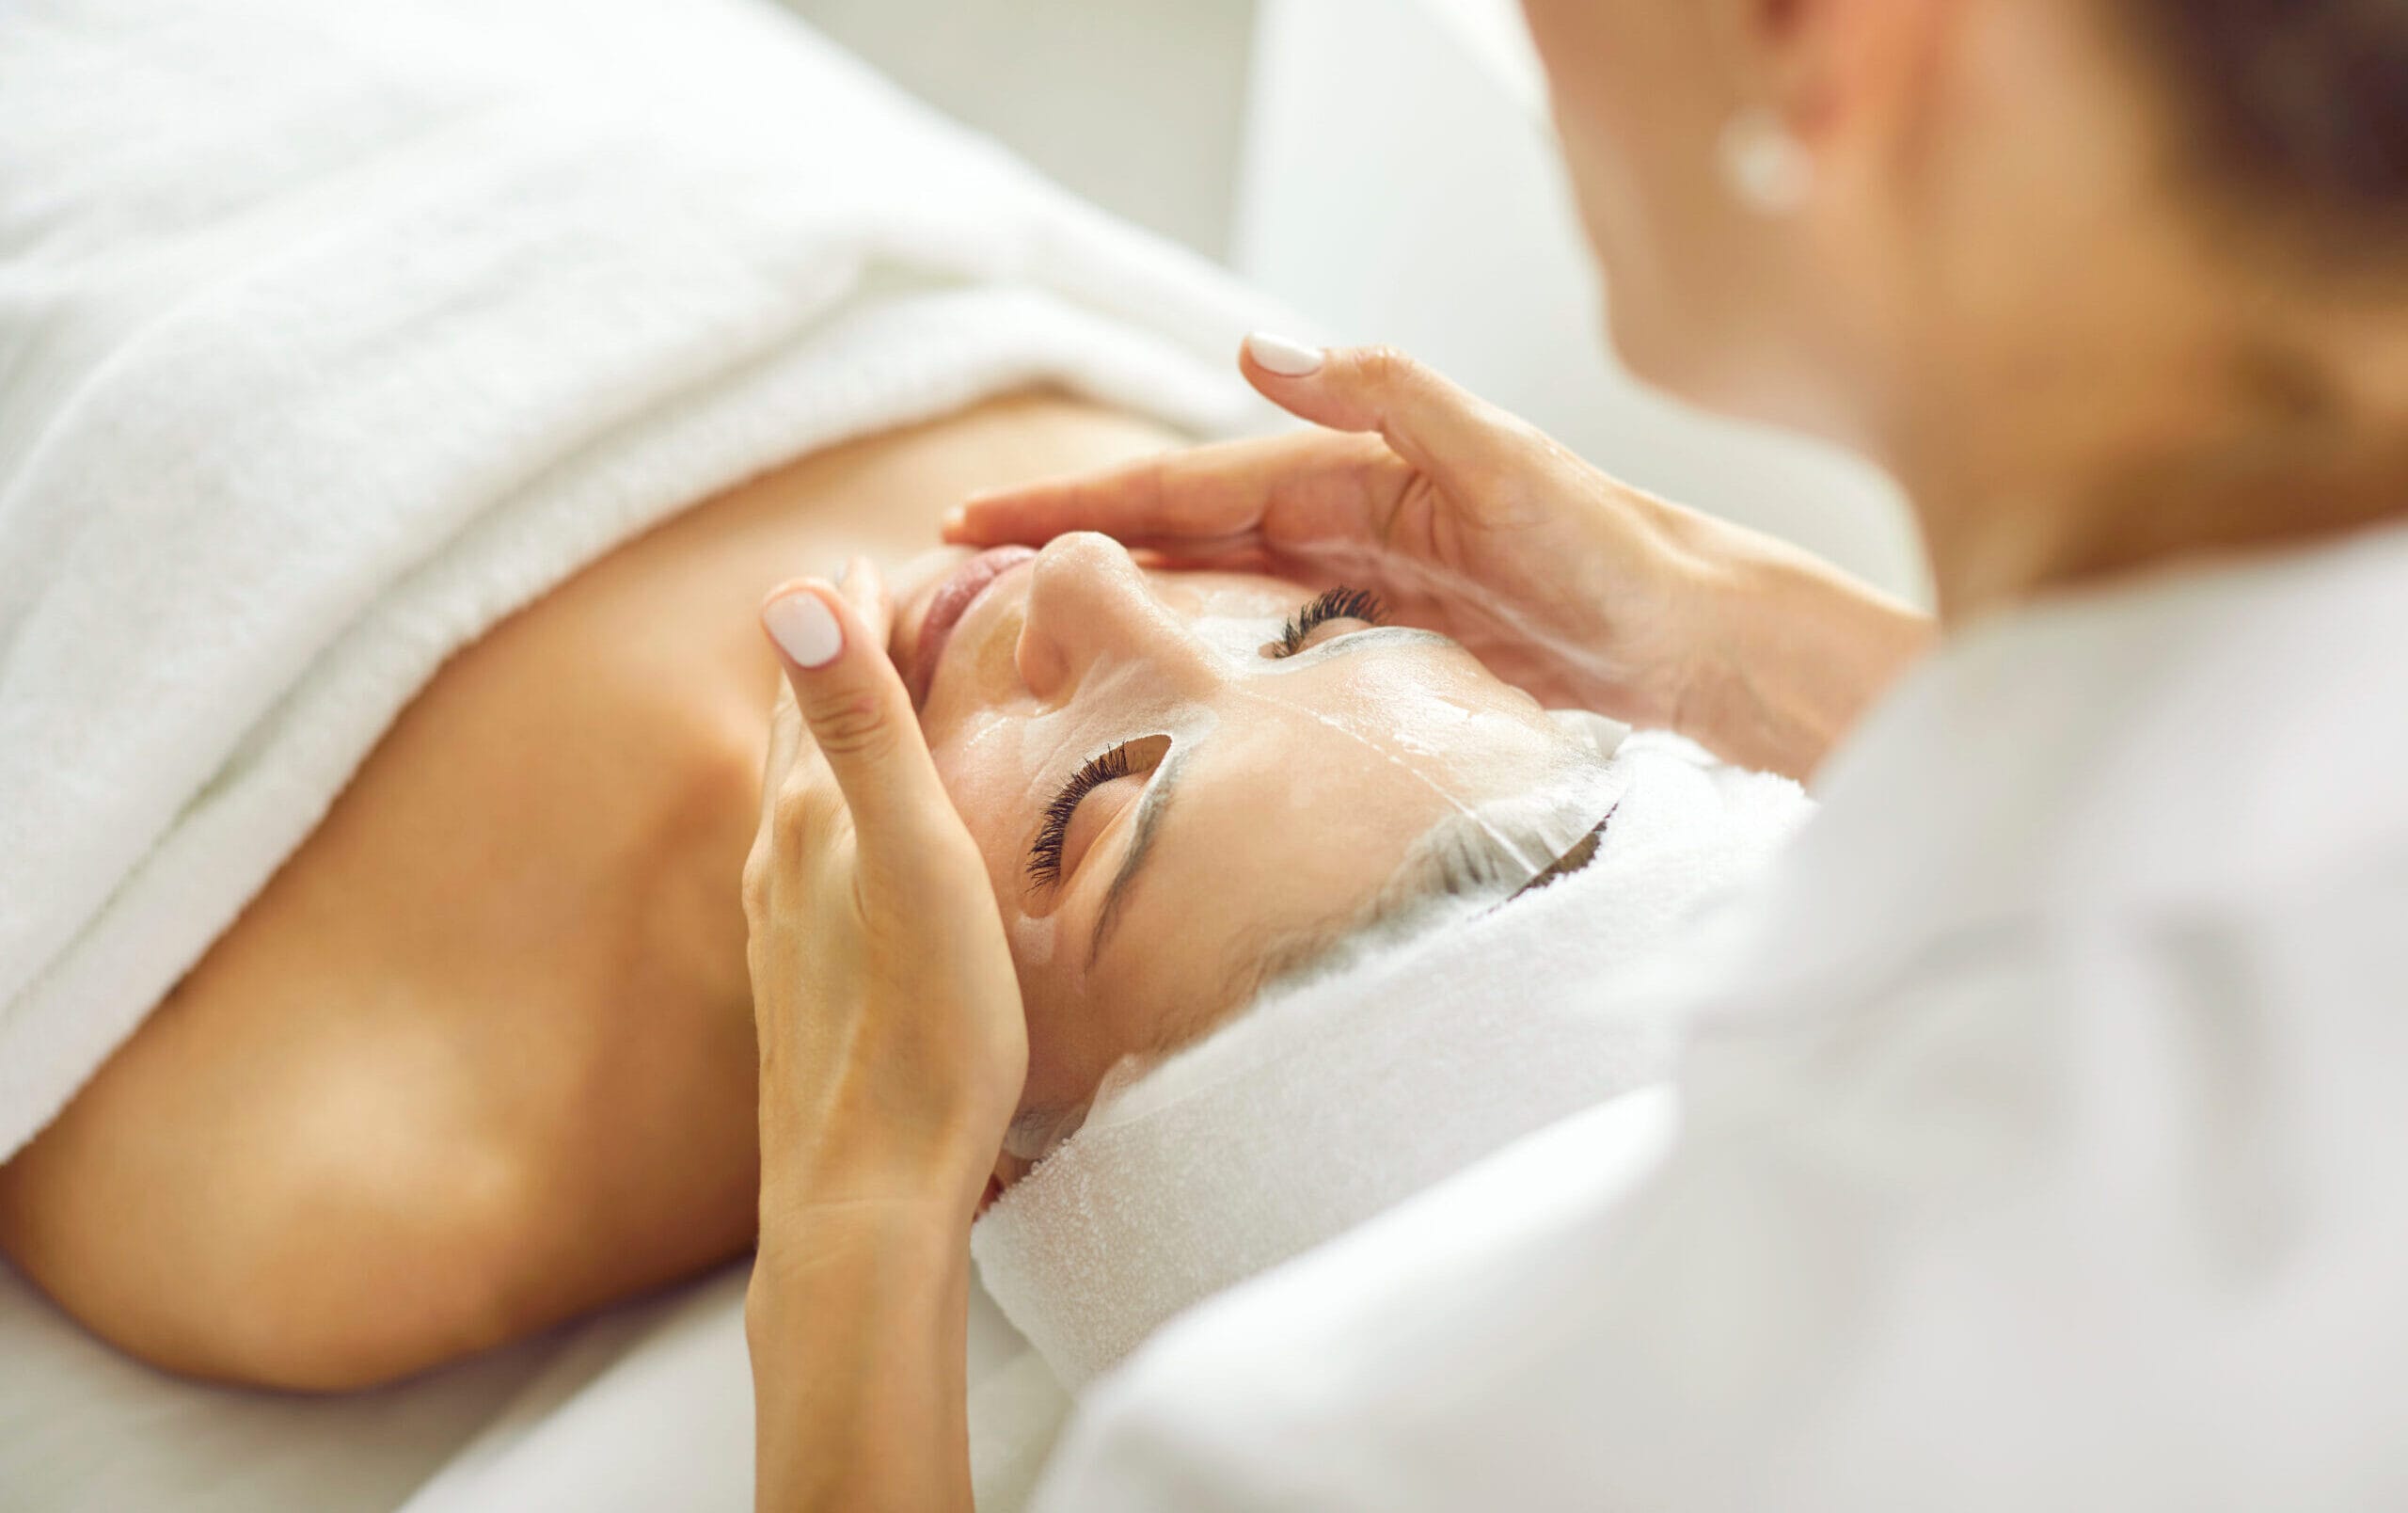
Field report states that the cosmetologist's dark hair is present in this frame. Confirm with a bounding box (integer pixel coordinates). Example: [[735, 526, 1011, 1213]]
[[2128, 0, 2408, 231]]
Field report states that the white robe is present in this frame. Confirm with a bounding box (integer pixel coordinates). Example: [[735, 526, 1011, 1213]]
[[1032, 519, 2408, 1510]]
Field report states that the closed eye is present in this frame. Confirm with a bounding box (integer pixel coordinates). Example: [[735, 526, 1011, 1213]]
[[1026, 733, 1169, 892], [1266, 586, 1386, 658]]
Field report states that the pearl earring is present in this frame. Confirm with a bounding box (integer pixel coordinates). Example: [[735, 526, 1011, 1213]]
[[1719, 106, 1814, 216]]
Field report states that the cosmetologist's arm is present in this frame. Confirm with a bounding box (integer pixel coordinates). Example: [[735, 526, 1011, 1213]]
[[950, 338, 1931, 781], [740, 559, 1027, 1511]]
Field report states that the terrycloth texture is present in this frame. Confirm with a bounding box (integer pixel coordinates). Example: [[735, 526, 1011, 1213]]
[[971, 734, 1813, 1387], [0, 0, 1275, 1159]]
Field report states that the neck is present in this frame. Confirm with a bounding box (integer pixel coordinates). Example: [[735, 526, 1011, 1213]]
[[1883, 298, 2408, 624]]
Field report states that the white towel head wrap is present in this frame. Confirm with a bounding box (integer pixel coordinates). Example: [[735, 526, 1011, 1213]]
[[971, 733, 1814, 1385]]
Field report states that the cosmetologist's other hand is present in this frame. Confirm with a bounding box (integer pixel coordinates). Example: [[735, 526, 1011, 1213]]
[[745, 558, 1023, 1220], [950, 337, 1703, 723], [742, 558, 1023, 1513], [948, 338, 1929, 778]]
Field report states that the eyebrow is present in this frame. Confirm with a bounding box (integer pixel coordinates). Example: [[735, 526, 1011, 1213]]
[[1078, 626, 1435, 970], [1279, 625, 1449, 665], [1086, 742, 1189, 971]]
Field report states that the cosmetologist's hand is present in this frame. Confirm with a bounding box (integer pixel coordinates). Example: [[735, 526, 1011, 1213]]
[[948, 337, 1703, 725], [745, 558, 1023, 1220], [742, 558, 1023, 1513], [948, 338, 1930, 778]]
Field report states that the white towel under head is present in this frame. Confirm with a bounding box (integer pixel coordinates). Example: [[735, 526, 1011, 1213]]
[[971, 734, 1813, 1387]]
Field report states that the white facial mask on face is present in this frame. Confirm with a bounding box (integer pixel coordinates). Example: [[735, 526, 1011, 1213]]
[[990, 597, 1631, 1166], [971, 733, 1817, 1386], [1212, 607, 1624, 881], [996, 740, 1620, 1171], [1549, 706, 1631, 761], [1029, 601, 1621, 892]]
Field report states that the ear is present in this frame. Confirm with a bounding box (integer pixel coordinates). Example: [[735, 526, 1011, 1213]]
[[983, 1154, 1030, 1215], [1740, 0, 1966, 151]]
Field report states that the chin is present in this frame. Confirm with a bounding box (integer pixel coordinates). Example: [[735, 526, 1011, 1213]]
[[1602, 295, 1737, 409], [1604, 295, 1845, 442]]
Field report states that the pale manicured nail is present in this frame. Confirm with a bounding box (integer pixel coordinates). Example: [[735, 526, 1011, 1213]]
[[1244, 331, 1324, 377], [765, 591, 843, 669]]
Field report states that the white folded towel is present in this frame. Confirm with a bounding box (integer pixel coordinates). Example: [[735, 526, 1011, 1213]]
[[971, 734, 1814, 1387], [0, 0, 1277, 1159]]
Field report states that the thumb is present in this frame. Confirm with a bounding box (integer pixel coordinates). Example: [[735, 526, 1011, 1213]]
[[1237, 334, 1547, 491], [759, 573, 958, 869]]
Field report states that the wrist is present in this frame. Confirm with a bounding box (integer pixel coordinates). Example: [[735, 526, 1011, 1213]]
[[750, 1187, 970, 1337], [758, 1123, 999, 1236], [1590, 485, 1740, 732], [744, 1195, 977, 1513], [753, 1187, 964, 1261], [758, 1155, 990, 1250], [759, 1091, 1006, 1217], [1664, 524, 1932, 779]]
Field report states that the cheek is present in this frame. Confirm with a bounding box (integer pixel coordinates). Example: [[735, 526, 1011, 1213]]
[[926, 720, 1034, 892], [1014, 974, 1128, 1124], [1012, 972, 1075, 1091]]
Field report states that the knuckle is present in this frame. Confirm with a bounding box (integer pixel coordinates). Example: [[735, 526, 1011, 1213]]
[[1339, 429, 1401, 474], [740, 845, 775, 919], [803, 689, 895, 763], [1354, 343, 1419, 390], [771, 781, 841, 852]]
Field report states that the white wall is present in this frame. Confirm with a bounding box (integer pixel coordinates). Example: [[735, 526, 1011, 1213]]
[[1234, 0, 1928, 601], [769, 0, 1927, 600], [776, 0, 1258, 256]]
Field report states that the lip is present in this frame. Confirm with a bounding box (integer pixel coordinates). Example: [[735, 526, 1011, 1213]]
[[911, 545, 1037, 705]]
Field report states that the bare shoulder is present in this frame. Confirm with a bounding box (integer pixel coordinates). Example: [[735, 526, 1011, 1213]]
[[0, 392, 1183, 1389]]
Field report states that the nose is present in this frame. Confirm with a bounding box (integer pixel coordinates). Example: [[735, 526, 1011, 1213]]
[[1016, 533, 1217, 703]]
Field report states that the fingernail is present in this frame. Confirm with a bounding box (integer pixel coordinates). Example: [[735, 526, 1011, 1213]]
[[765, 590, 843, 669], [1244, 331, 1324, 377], [942, 505, 968, 533]]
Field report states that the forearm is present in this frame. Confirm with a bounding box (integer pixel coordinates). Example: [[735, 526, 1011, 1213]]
[[1656, 507, 1934, 781], [747, 1204, 974, 1513]]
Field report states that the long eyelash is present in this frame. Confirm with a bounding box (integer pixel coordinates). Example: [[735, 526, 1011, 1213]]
[[1027, 741, 1134, 887], [1274, 586, 1386, 657]]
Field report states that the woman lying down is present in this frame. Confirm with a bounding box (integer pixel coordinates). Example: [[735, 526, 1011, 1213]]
[[0, 396, 1805, 1390], [0, 0, 1819, 1403]]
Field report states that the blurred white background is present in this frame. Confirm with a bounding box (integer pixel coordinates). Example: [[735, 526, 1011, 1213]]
[[780, 0, 1928, 601]]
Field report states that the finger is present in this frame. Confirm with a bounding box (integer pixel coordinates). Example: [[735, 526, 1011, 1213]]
[[836, 555, 894, 652], [772, 555, 893, 810], [759, 578, 964, 877], [1236, 335, 1548, 494], [745, 673, 810, 932], [944, 430, 1378, 548], [1130, 539, 1286, 577], [757, 675, 804, 837]]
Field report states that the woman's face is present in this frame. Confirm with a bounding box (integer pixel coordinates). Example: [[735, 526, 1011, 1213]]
[[890, 536, 1593, 1168]]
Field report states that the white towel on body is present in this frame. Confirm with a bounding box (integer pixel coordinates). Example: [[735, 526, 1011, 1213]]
[[0, 0, 1277, 1159], [971, 732, 1814, 1387]]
